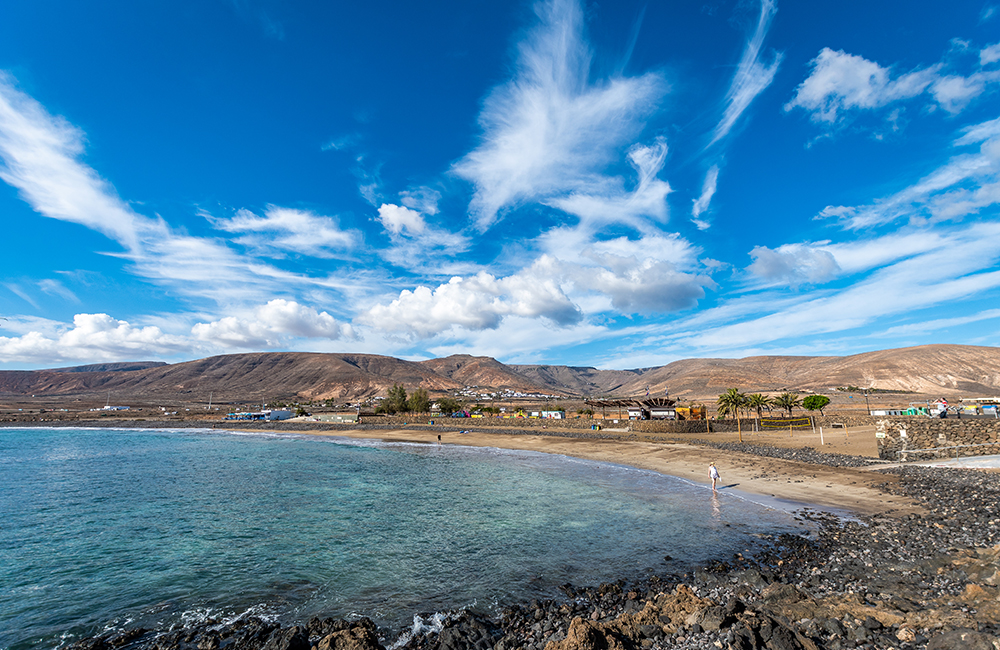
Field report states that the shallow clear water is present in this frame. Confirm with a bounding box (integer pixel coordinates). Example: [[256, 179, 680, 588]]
[[0, 427, 804, 650]]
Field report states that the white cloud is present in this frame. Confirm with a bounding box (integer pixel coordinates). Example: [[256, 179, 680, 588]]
[[377, 203, 426, 235], [359, 259, 581, 338], [0, 313, 188, 364], [0, 72, 141, 249], [545, 138, 671, 227], [668, 221, 1000, 353], [192, 299, 354, 348], [879, 308, 1000, 337], [819, 116, 1000, 229], [213, 206, 358, 257], [374, 203, 472, 273], [5, 283, 40, 309], [0, 72, 371, 316], [38, 278, 79, 303], [930, 72, 999, 113], [691, 165, 719, 229], [982, 42, 1000, 65], [400, 187, 441, 215], [573, 257, 712, 313], [784, 48, 937, 123], [747, 244, 840, 285], [710, 0, 782, 144], [452, 0, 666, 229], [786, 46, 1000, 126]]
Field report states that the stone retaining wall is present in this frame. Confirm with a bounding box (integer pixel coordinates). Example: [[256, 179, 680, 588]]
[[876, 418, 1000, 460]]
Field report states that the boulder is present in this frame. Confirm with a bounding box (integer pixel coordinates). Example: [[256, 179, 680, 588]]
[[317, 622, 384, 650], [542, 617, 632, 650], [263, 626, 311, 650], [926, 628, 1000, 650]]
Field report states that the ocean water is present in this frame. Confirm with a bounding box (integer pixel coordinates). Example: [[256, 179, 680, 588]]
[[0, 427, 805, 650]]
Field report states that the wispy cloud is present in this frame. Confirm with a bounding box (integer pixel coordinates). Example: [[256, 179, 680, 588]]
[[879, 308, 1000, 337], [38, 278, 80, 303], [5, 283, 40, 309], [452, 0, 667, 230], [0, 71, 374, 352], [690, 165, 719, 230], [709, 0, 782, 145], [544, 138, 671, 229], [818, 116, 1000, 229], [374, 203, 471, 273], [210, 205, 360, 258], [667, 221, 1000, 354]]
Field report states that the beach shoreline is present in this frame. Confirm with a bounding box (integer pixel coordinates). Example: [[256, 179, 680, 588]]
[[273, 426, 919, 518], [12, 420, 1000, 649]]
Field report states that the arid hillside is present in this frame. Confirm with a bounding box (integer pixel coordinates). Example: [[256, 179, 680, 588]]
[[1, 344, 998, 404]]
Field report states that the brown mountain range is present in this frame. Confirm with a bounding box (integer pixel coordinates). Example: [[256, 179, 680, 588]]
[[1, 344, 998, 405]]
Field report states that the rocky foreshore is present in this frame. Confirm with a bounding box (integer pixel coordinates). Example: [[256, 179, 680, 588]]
[[61, 439, 1000, 650]]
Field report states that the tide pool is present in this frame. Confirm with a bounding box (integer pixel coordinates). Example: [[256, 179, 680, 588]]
[[0, 427, 804, 650]]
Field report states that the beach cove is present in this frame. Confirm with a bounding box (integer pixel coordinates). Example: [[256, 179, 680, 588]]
[[6, 421, 1000, 650]]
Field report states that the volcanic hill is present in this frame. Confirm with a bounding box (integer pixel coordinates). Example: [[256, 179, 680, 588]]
[[1, 344, 998, 404]]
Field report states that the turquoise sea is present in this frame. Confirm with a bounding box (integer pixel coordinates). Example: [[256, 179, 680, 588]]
[[0, 427, 805, 650]]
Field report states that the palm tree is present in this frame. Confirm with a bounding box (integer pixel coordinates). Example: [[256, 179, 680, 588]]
[[773, 392, 801, 417], [717, 388, 747, 442], [746, 393, 772, 420], [716, 388, 746, 419]]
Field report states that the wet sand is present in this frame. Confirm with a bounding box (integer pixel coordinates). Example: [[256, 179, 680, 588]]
[[285, 427, 919, 517]]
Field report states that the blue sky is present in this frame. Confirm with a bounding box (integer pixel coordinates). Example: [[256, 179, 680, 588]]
[[1, 0, 999, 370]]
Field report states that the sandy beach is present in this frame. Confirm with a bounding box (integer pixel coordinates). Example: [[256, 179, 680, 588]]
[[288, 427, 920, 518]]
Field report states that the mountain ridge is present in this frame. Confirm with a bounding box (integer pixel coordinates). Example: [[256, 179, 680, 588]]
[[2, 344, 999, 403]]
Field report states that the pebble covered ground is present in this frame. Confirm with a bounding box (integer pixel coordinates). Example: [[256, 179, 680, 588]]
[[41, 426, 1000, 650]]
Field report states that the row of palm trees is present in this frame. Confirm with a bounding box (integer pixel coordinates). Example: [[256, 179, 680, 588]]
[[716, 388, 801, 420]]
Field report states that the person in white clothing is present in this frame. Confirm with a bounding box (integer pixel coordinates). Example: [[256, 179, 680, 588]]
[[709, 462, 720, 492]]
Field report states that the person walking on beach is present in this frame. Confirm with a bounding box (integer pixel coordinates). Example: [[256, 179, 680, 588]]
[[709, 462, 720, 493]]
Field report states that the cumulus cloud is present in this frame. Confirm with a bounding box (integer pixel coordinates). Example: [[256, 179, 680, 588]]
[[192, 299, 354, 348], [574, 258, 711, 313], [377, 203, 426, 235], [710, 0, 782, 144], [0, 313, 188, 364], [784, 48, 937, 123], [359, 259, 581, 338], [452, 0, 666, 229], [213, 205, 359, 257], [747, 244, 841, 286], [786, 47, 1000, 126]]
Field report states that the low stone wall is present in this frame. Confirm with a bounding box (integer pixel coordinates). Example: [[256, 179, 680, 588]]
[[813, 414, 877, 428], [876, 417, 1000, 460], [366, 414, 600, 432]]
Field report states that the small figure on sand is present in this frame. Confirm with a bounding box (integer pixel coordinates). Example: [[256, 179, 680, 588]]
[[709, 462, 720, 492]]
